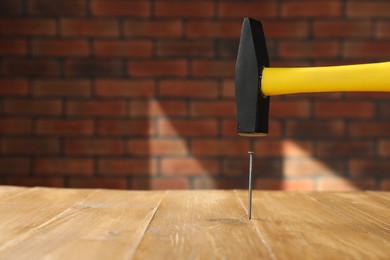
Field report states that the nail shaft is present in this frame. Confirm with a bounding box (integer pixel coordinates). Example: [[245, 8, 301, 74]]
[[248, 151, 254, 220]]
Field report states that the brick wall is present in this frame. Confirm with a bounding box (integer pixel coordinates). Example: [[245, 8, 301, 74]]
[[0, 0, 389, 191]]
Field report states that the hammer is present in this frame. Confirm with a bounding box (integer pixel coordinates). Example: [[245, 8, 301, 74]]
[[236, 18, 389, 219], [236, 17, 390, 137]]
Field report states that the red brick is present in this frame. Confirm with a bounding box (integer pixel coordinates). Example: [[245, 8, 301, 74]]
[[68, 177, 127, 189], [284, 158, 343, 177], [61, 19, 119, 37], [98, 119, 155, 136], [2, 59, 60, 77], [3, 177, 64, 187], [349, 122, 390, 137], [271, 100, 311, 117], [0, 79, 28, 96], [0, 39, 26, 55], [218, 2, 276, 18], [254, 140, 313, 158], [191, 100, 234, 117], [159, 80, 218, 98], [263, 21, 309, 39], [191, 140, 249, 157], [95, 80, 154, 97], [157, 40, 213, 57], [255, 179, 315, 191], [317, 141, 373, 158], [344, 42, 390, 58], [380, 104, 390, 118], [186, 21, 241, 38], [91, 1, 150, 17], [380, 180, 390, 191], [158, 119, 217, 137], [318, 177, 375, 191], [222, 80, 234, 98], [4, 99, 62, 115], [269, 60, 312, 67], [314, 20, 371, 38], [314, 59, 374, 67], [67, 100, 126, 117], [128, 139, 188, 156], [286, 120, 346, 138], [94, 40, 152, 57], [34, 158, 94, 176], [32, 79, 91, 97], [0, 119, 32, 135], [0, 0, 22, 15], [192, 60, 235, 78], [315, 101, 374, 118], [379, 140, 390, 157], [223, 158, 281, 177], [220, 119, 237, 137], [131, 178, 190, 190], [279, 41, 339, 58], [349, 159, 390, 177], [346, 92, 390, 100], [222, 119, 281, 137], [156, 2, 214, 17], [192, 177, 247, 189], [1, 138, 60, 155], [0, 19, 56, 36], [32, 39, 89, 57], [130, 100, 187, 117], [377, 21, 390, 38], [216, 39, 242, 58], [128, 60, 188, 77], [347, 2, 390, 17], [28, 0, 86, 16], [36, 119, 94, 136], [65, 139, 124, 155], [65, 59, 123, 77], [0, 158, 30, 175], [290, 92, 343, 99], [98, 159, 156, 176], [124, 20, 182, 37], [161, 158, 219, 176], [282, 2, 341, 17]]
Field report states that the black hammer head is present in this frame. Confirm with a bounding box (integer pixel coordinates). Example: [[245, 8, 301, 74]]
[[235, 18, 270, 136]]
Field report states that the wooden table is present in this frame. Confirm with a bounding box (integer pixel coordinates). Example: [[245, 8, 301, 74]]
[[0, 186, 388, 259]]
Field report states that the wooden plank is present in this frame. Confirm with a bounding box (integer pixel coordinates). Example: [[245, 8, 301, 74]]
[[0, 189, 165, 259], [309, 192, 390, 244], [0, 186, 29, 201], [133, 190, 272, 259], [0, 188, 388, 259], [235, 191, 389, 259], [0, 187, 95, 253], [367, 192, 390, 206]]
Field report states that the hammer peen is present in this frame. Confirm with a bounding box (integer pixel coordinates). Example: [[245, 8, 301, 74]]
[[235, 17, 390, 137]]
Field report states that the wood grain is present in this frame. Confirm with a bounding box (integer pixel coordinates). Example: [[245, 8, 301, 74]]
[[0, 189, 165, 259], [0, 187, 388, 259], [310, 192, 390, 244], [134, 190, 271, 259], [235, 190, 390, 259], [0, 185, 27, 200], [0, 187, 93, 253]]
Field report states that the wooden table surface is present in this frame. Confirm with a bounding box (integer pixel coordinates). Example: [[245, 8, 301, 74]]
[[0, 186, 389, 259]]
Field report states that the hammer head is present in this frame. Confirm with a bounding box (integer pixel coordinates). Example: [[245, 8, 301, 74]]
[[235, 18, 270, 136]]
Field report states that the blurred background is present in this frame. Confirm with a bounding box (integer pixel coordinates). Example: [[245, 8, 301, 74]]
[[0, 0, 389, 190]]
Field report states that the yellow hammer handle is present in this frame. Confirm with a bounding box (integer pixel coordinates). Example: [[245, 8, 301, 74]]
[[261, 61, 390, 96]]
